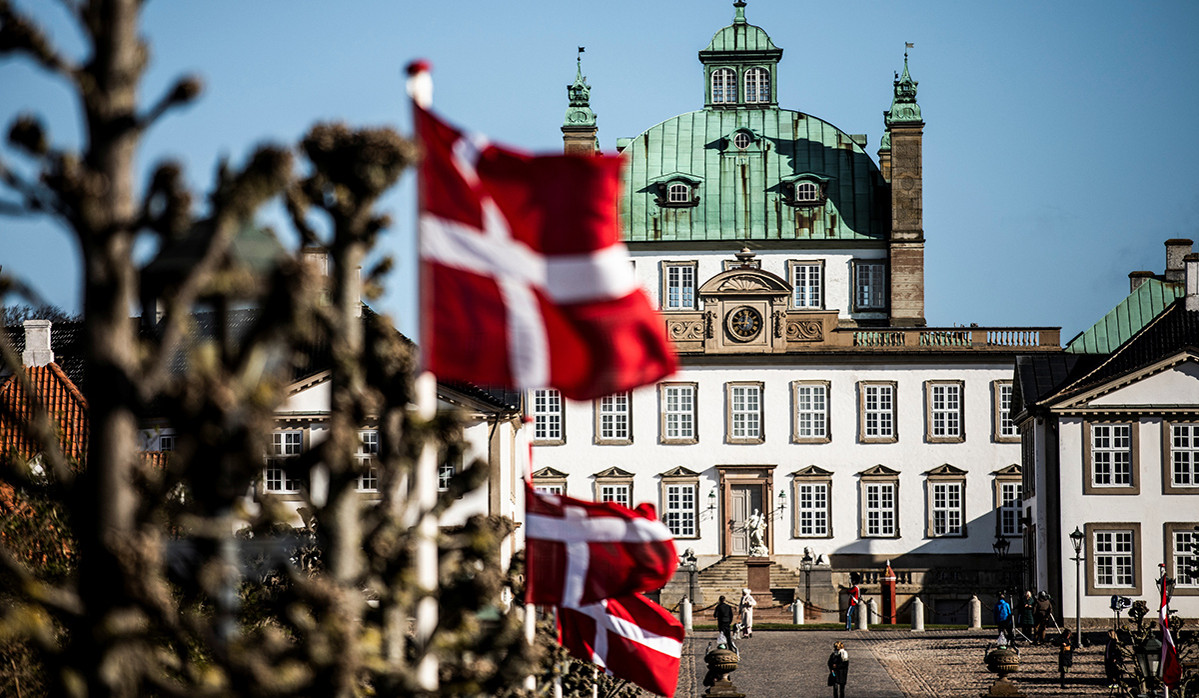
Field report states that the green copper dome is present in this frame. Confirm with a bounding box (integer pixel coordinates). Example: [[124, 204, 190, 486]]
[[701, 1, 779, 54]]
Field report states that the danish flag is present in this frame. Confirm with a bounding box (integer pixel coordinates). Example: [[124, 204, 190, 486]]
[[412, 94, 676, 401], [557, 594, 685, 697], [524, 482, 677, 606], [1160, 578, 1182, 689]]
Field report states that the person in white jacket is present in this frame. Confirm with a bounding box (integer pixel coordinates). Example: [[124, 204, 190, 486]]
[[739, 588, 757, 638]]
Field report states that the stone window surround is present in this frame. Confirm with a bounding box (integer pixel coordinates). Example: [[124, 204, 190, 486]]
[[725, 381, 765, 444], [791, 468, 833, 539], [925, 380, 965, 443], [1082, 420, 1140, 495], [532, 466, 567, 495], [859, 468, 900, 539], [531, 388, 565, 446], [791, 380, 831, 444], [1164, 522, 1199, 594], [993, 380, 1020, 443], [852, 259, 886, 312], [925, 466, 967, 538], [857, 381, 898, 444], [594, 392, 633, 445], [1085, 521, 1142, 596], [993, 466, 1023, 538], [786, 259, 825, 310], [660, 260, 699, 311], [356, 428, 380, 493], [1163, 421, 1199, 495], [263, 428, 307, 498], [659, 381, 699, 445], [660, 471, 700, 539]]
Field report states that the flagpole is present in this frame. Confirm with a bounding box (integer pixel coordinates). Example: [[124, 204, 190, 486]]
[[406, 60, 439, 693]]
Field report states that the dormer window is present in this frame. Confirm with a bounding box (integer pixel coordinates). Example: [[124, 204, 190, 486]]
[[744, 67, 770, 103], [781, 174, 830, 208], [794, 181, 820, 203], [711, 68, 737, 104], [732, 131, 752, 150], [667, 182, 691, 203], [651, 173, 703, 208]]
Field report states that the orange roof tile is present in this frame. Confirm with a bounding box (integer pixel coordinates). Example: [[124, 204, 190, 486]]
[[0, 363, 89, 465]]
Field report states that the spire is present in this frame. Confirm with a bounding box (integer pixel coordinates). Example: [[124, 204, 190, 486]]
[[733, 0, 747, 24], [884, 44, 922, 127], [563, 46, 596, 129]]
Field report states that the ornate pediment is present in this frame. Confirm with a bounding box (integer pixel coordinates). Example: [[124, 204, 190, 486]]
[[924, 463, 967, 477], [789, 465, 833, 477], [858, 464, 899, 478], [699, 268, 791, 297], [532, 467, 568, 479], [659, 466, 700, 478], [993, 464, 1022, 477], [593, 466, 634, 479]]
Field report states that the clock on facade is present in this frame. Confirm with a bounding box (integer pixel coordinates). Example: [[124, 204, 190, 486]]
[[726, 306, 763, 341]]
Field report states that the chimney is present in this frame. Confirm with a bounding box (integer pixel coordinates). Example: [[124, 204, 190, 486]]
[[301, 247, 361, 317], [1165, 238, 1193, 283], [22, 319, 53, 367], [1186, 253, 1199, 312], [1128, 270, 1155, 292]]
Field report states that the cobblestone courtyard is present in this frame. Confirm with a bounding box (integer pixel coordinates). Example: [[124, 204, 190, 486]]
[[673, 629, 1111, 697]]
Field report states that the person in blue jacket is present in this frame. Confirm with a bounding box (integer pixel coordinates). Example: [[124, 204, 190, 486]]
[[993, 592, 1015, 646]]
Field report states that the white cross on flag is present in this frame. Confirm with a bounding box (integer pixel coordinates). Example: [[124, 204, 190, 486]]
[[1160, 580, 1182, 689], [524, 482, 677, 606], [558, 594, 685, 697], [413, 103, 677, 401]]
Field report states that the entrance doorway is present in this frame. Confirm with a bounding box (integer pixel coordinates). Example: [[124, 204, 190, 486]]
[[729, 483, 764, 556]]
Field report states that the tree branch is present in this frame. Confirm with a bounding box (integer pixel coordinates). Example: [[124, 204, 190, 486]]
[[0, 0, 80, 81], [137, 75, 202, 132]]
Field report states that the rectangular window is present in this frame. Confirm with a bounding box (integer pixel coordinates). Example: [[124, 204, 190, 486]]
[[797, 483, 829, 537], [865, 482, 896, 537], [438, 460, 455, 492], [533, 389, 563, 443], [728, 383, 763, 442], [1172, 423, 1199, 487], [598, 392, 631, 443], [661, 383, 696, 443], [998, 383, 1017, 438], [356, 429, 379, 492], [1094, 530, 1135, 587], [999, 482, 1022, 537], [861, 383, 895, 441], [264, 430, 302, 493], [931, 482, 963, 536], [158, 434, 175, 452], [928, 382, 963, 441], [854, 261, 886, 311], [662, 262, 697, 310], [794, 382, 829, 441], [664, 484, 697, 537], [791, 262, 822, 309], [1092, 424, 1132, 486], [534, 484, 564, 495], [600, 484, 631, 508], [1174, 529, 1199, 587]]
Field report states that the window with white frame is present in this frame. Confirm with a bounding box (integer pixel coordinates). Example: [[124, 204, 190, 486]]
[[793, 181, 821, 204], [859, 382, 896, 442], [438, 458, 456, 492], [727, 382, 763, 443], [667, 182, 690, 203], [864, 481, 896, 537], [853, 261, 886, 311], [926, 381, 963, 442], [596, 392, 631, 443], [792, 381, 829, 442], [660, 383, 697, 443], [796, 482, 829, 537], [534, 484, 564, 495], [1170, 423, 1199, 488], [662, 262, 697, 311], [532, 389, 564, 443], [158, 433, 175, 452], [744, 67, 770, 103], [791, 262, 822, 309], [711, 68, 737, 104], [1094, 530, 1135, 587], [994, 381, 1018, 442], [931, 482, 964, 536], [732, 131, 752, 150], [600, 484, 631, 508], [1172, 527, 1198, 587], [356, 429, 379, 492], [1090, 424, 1132, 487], [999, 481, 1022, 537], [264, 430, 302, 493], [663, 483, 697, 537]]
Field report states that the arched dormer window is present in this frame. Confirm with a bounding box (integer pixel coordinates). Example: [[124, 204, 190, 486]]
[[667, 182, 691, 204], [744, 67, 770, 103], [794, 181, 820, 203], [781, 174, 830, 208], [711, 68, 737, 104], [651, 172, 703, 208]]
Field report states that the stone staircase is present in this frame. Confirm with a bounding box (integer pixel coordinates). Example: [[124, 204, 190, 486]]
[[696, 557, 804, 622]]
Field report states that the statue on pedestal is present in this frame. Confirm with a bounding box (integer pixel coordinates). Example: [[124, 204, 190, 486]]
[[747, 509, 768, 557]]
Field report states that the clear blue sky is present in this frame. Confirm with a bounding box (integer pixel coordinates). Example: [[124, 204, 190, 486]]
[[3, 1, 1198, 342]]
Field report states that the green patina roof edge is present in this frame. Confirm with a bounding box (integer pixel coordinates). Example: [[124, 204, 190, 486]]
[[1065, 278, 1184, 354]]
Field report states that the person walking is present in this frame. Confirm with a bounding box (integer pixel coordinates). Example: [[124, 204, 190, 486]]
[[1017, 590, 1035, 643], [993, 593, 1014, 646], [714, 595, 736, 651], [1033, 591, 1054, 644], [1104, 630, 1122, 689], [739, 588, 757, 638], [845, 575, 861, 630], [1058, 628, 1075, 689], [827, 641, 849, 698]]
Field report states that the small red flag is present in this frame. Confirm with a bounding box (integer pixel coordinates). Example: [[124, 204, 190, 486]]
[[1160, 581, 1182, 688]]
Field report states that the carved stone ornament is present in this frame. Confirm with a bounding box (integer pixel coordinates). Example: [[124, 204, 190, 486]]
[[773, 310, 785, 338], [704, 311, 716, 339], [785, 320, 823, 342], [668, 319, 706, 341], [715, 275, 772, 293]]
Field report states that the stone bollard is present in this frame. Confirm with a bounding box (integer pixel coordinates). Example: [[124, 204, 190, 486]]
[[911, 596, 925, 632], [970, 595, 982, 629], [682, 597, 693, 632], [867, 599, 879, 629], [793, 599, 804, 625], [855, 600, 869, 630]]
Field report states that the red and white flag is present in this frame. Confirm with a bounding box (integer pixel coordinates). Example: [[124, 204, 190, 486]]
[[412, 97, 676, 401], [524, 483, 677, 607], [558, 593, 685, 697], [1160, 579, 1182, 689]]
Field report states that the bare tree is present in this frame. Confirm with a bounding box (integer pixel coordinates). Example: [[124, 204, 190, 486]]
[[0, 2, 535, 696]]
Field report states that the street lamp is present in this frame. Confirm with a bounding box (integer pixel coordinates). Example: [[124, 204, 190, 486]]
[[1135, 635, 1161, 696], [776, 489, 787, 517], [993, 534, 1011, 595], [800, 549, 814, 605], [1069, 526, 1085, 645]]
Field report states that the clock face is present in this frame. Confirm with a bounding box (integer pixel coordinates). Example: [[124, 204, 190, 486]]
[[726, 306, 763, 341]]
